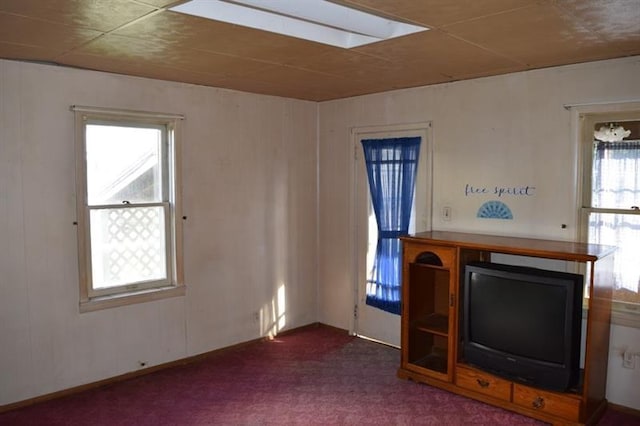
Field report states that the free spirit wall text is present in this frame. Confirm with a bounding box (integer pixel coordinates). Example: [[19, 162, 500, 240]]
[[465, 184, 536, 197]]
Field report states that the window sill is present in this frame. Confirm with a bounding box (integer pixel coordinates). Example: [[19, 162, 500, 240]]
[[611, 302, 640, 328], [80, 285, 185, 313], [582, 303, 640, 329]]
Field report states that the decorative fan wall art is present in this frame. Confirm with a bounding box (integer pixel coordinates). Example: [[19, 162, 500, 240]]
[[477, 200, 513, 220]]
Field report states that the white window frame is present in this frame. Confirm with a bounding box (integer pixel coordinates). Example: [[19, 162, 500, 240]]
[[576, 104, 640, 328], [73, 106, 185, 312]]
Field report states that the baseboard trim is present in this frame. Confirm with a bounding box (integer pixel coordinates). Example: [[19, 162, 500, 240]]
[[0, 322, 339, 414]]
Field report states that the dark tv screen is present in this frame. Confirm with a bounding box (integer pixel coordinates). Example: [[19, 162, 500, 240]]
[[468, 273, 567, 364]]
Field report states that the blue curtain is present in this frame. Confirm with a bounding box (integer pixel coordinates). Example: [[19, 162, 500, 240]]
[[362, 137, 421, 315]]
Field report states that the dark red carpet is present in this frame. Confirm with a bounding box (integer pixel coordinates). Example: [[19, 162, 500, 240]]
[[1, 325, 638, 425]]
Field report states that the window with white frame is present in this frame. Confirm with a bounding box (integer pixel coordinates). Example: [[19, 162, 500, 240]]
[[580, 111, 640, 324], [74, 107, 184, 311]]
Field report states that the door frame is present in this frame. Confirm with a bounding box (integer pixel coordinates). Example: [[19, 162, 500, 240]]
[[349, 122, 433, 342]]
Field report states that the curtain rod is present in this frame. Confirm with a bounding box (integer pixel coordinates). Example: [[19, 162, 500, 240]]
[[563, 100, 640, 110], [70, 105, 184, 120]]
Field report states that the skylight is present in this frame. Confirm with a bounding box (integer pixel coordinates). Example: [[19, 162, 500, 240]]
[[169, 0, 429, 49]]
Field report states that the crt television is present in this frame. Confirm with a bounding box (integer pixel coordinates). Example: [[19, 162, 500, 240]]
[[463, 261, 584, 392]]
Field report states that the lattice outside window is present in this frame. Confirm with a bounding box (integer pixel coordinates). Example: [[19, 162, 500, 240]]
[[91, 206, 166, 288]]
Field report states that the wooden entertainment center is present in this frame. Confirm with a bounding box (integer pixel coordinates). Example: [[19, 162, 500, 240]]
[[398, 231, 616, 425]]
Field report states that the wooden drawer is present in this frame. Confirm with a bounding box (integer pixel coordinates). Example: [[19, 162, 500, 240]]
[[455, 365, 512, 402], [513, 383, 581, 422]]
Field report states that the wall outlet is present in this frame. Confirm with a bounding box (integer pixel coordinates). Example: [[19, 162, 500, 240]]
[[622, 351, 635, 369]]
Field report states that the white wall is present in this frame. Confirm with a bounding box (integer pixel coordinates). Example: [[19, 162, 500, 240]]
[[0, 59, 319, 405], [318, 56, 640, 408]]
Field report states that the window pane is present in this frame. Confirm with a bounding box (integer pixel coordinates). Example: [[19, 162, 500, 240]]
[[86, 124, 163, 205], [591, 140, 640, 209], [588, 212, 640, 306], [90, 206, 167, 289]]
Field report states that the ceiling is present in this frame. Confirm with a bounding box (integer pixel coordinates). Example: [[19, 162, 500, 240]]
[[1, 0, 639, 101]]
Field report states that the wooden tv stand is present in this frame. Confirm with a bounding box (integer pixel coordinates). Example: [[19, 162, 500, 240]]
[[397, 231, 615, 425]]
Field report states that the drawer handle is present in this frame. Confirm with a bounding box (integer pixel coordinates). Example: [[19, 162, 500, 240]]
[[532, 397, 545, 409], [476, 379, 490, 388]]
